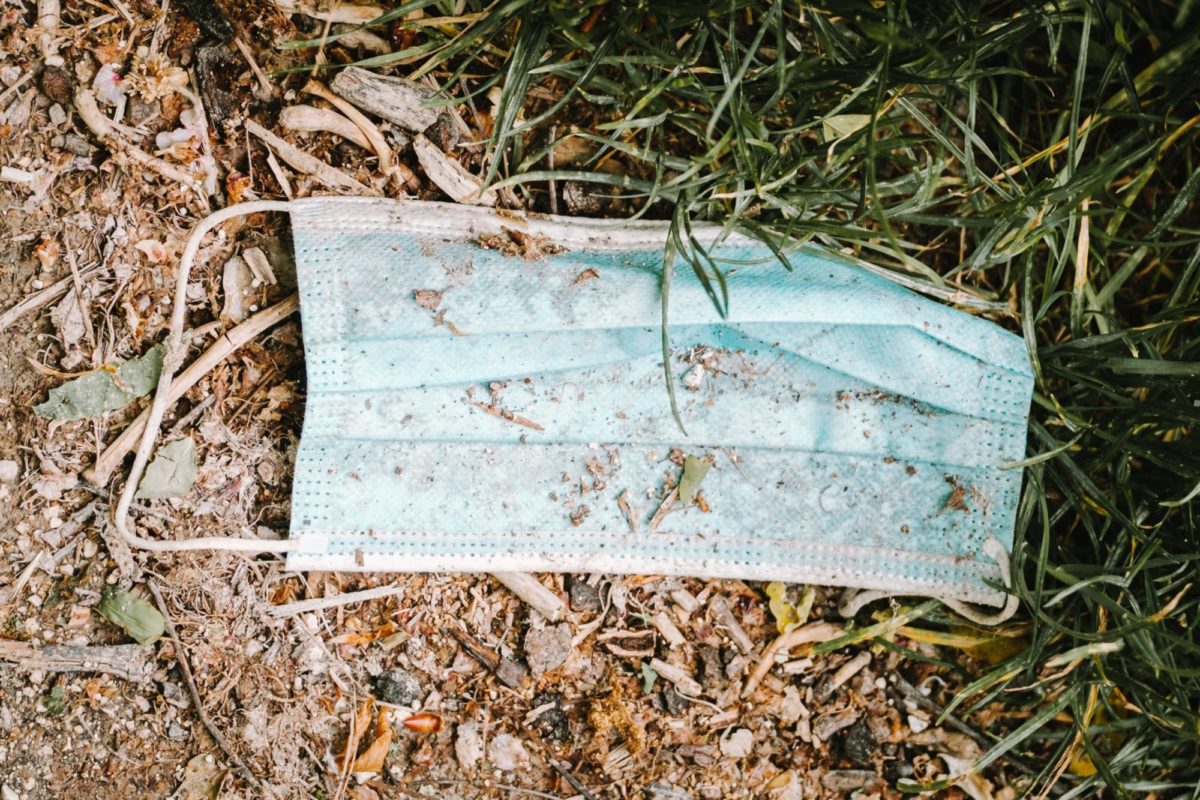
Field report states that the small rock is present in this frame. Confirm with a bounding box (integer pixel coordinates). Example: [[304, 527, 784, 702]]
[[885, 758, 914, 782], [839, 716, 877, 767], [682, 364, 705, 391], [907, 713, 929, 733], [821, 770, 878, 793], [39, 65, 73, 106], [494, 655, 529, 690], [719, 727, 753, 758], [51, 134, 92, 156], [567, 575, 601, 612], [660, 684, 686, 715], [531, 691, 569, 741], [48, 103, 67, 126], [524, 622, 572, 676], [696, 645, 723, 690], [0, 460, 18, 483], [31, 470, 77, 501], [454, 721, 484, 769], [488, 733, 529, 771], [778, 685, 806, 725], [374, 668, 422, 706]]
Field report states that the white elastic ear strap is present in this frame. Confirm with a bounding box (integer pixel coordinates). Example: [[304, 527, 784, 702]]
[[113, 200, 308, 554], [837, 536, 1019, 624]]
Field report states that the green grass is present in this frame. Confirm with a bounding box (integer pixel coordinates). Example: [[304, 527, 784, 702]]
[[285, 1, 1200, 793]]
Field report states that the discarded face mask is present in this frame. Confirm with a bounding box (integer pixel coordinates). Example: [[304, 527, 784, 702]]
[[280, 198, 1033, 622], [115, 198, 1034, 624]]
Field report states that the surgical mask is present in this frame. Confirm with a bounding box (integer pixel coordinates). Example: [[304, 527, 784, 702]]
[[271, 197, 1033, 622]]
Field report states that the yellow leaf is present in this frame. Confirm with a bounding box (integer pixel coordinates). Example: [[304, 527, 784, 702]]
[[1068, 749, 1098, 777]]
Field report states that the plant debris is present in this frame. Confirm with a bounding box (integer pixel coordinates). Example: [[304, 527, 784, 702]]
[[97, 586, 166, 645], [136, 437, 197, 500], [34, 344, 163, 420]]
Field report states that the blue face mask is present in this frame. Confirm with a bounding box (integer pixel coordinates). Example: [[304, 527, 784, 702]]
[[274, 197, 1032, 622]]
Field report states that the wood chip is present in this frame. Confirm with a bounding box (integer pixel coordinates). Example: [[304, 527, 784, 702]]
[[413, 133, 496, 206], [709, 594, 754, 654], [651, 611, 686, 649], [649, 658, 702, 696], [331, 66, 441, 132], [0, 639, 153, 683], [493, 572, 565, 621]]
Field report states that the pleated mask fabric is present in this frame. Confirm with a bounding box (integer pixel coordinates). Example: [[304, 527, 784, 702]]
[[281, 197, 1033, 615]]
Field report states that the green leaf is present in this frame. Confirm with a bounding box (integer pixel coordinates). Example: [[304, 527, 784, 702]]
[[640, 661, 658, 694], [44, 685, 67, 715], [678, 455, 712, 507], [820, 113, 872, 142], [98, 586, 165, 645], [34, 344, 164, 421], [136, 438, 197, 500]]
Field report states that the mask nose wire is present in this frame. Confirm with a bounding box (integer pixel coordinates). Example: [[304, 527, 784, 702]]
[[112, 200, 308, 553]]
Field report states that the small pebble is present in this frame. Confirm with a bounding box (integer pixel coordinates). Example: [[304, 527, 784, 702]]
[[523, 622, 572, 676], [487, 733, 529, 771], [530, 691, 569, 741], [455, 721, 484, 769], [567, 575, 601, 612], [374, 668, 422, 707], [839, 716, 877, 767], [0, 460, 17, 483], [48, 103, 66, 125], [719, 727, 753, 758], [660, 684, 687, 715]]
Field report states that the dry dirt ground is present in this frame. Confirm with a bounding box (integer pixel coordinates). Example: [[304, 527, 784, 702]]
[[1, 3, 1028, 798]]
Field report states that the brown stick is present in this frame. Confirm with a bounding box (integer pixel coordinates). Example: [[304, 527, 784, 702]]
[[149, 582, 261, 790], [0, 639, 153, 683], [83, 293, 300, 485]]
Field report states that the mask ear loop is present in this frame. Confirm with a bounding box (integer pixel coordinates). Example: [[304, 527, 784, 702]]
[[837, 536, 1020, 626], [112, 200, 310, 554]]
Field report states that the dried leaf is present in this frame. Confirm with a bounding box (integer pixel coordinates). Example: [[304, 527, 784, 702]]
[[353, 709, 393, 773], [98, 586, 165, 644], [821, 113, 872, 142], [678, 455, 712, 507], [34, 344, 164, 420], [766, 583, 815, 634], [136, 438, 197, 499], [175, 753, 226, 800]]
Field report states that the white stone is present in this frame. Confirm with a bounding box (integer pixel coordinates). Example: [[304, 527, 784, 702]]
[[719, 727, 754, 758], [454, 722, 484, 769], [487, 733, 529, 771]]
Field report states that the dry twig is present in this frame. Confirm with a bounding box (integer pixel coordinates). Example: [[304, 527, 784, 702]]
[[149, 582, 261, 790], [0, 639, 153, 683]]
